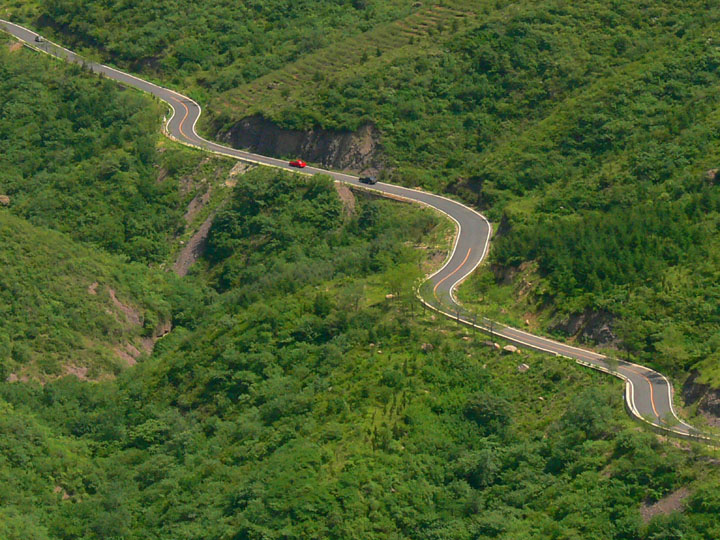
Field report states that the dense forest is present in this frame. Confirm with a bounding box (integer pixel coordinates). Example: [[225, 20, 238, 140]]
[[9, 0, 720, 386], [3, 2, 720, 538], [0, 40, 234, 263], [3, 108, 720, 536]]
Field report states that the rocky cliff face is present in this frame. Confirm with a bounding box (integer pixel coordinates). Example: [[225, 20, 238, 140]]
[[682, 372, 720, 427], [550, 309, 618, 347], [219, 115, 381, 173]]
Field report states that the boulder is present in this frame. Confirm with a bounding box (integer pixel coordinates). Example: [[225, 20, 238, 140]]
[[705, 169, 719, 184]]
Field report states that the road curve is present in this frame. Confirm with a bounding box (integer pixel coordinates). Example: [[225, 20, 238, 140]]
[[2, 20, 715, 444]]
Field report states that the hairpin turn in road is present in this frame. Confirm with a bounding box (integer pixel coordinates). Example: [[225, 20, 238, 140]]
[[2, 20, 715, 444]]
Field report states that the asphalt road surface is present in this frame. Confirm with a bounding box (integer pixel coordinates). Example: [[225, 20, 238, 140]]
[[2, 20, 714, 443]]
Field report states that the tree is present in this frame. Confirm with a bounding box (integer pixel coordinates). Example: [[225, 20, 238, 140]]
[[464, 391, 512, 437]]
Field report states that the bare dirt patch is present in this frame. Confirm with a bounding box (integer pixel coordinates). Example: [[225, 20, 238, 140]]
[[429, 249, 446, 269], [54, 485, 72, 500], [156, 166, 169, 183], [184, 186, 212, 224], [108, 288, 142, 327], [226, 161, 253, 187], [64, 365, 90, 380], [115, 343, 142, 366], [335, 183, 356, 216], [177, 157, 211, 196], [174, 214, 214, 277], [87, 281, 99, 295], [641, 487, 690, 523], [8, 42, 22, 53], [174, 160, 254, 276], [417, 246, 448, 275]]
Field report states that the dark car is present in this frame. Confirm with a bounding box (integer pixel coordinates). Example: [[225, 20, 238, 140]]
[[359, 176, 377, 185]]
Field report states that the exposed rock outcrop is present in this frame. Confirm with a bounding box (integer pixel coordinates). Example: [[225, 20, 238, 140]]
[[682, 371, 720, 427], [108, 288, 142, 327], [219, 115, 381, 172], [640, 487, 690, 523], [550, 309, 618, 347], [446, 176, 484, 208], [173, 214, 214, 277], [334, 183, 356, 217], [183, 186, 212, 224]]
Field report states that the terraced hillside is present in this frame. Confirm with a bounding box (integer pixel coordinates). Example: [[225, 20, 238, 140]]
[[209, 2, 477, 128]]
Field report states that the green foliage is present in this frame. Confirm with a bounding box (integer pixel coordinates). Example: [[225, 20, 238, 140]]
[[0, 43, 215, 263], [3, 3, 720, 538], [463, 390, 512, 438], [206, 167, 436, 299], [11, 0, 720, 382], [10, 0, 414, 92], [0, 211, 172, 379], [1, 150, 717, 537]]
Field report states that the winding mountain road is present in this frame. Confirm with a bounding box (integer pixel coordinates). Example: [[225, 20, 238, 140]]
[[2, 20, 714, 444]]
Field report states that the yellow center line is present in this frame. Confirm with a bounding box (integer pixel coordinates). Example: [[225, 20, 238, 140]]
[[433, 248, 471, 299], [623, 365, 660, 419], [174, 98, 191, 139]]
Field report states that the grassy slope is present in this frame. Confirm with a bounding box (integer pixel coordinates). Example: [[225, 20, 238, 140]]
[[2, 5, 720, 539], [2, 0, 416, 98], [0, 39, 236, 264], [2, 167, 720, 539], [0, 41, 237, 380], [13, 0, 720, 388], [0, 211, 174, 381]]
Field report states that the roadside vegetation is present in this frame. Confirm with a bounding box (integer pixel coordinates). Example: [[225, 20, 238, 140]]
[[8, 0, 720, 387], [0, 40, 236, 263], [3, 0, 415, 95], [3, 4, 720, 539]]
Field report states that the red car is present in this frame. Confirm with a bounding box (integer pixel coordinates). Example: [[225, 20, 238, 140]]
[[289, 159, 307, 168]]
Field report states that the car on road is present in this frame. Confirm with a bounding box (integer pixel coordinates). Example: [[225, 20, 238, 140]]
[[359, 176, 378, 185], [289, 159, 307, 168], [34, 35, 44, 43]]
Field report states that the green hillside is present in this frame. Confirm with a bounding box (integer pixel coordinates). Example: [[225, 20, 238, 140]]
[[3, 3, 720, 539], [3, 166, 720, 539], [3, 0, 417, 94], [0, 40, 234, 263], [10, 0, 720, 386], [0, 210, 174, 381]]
